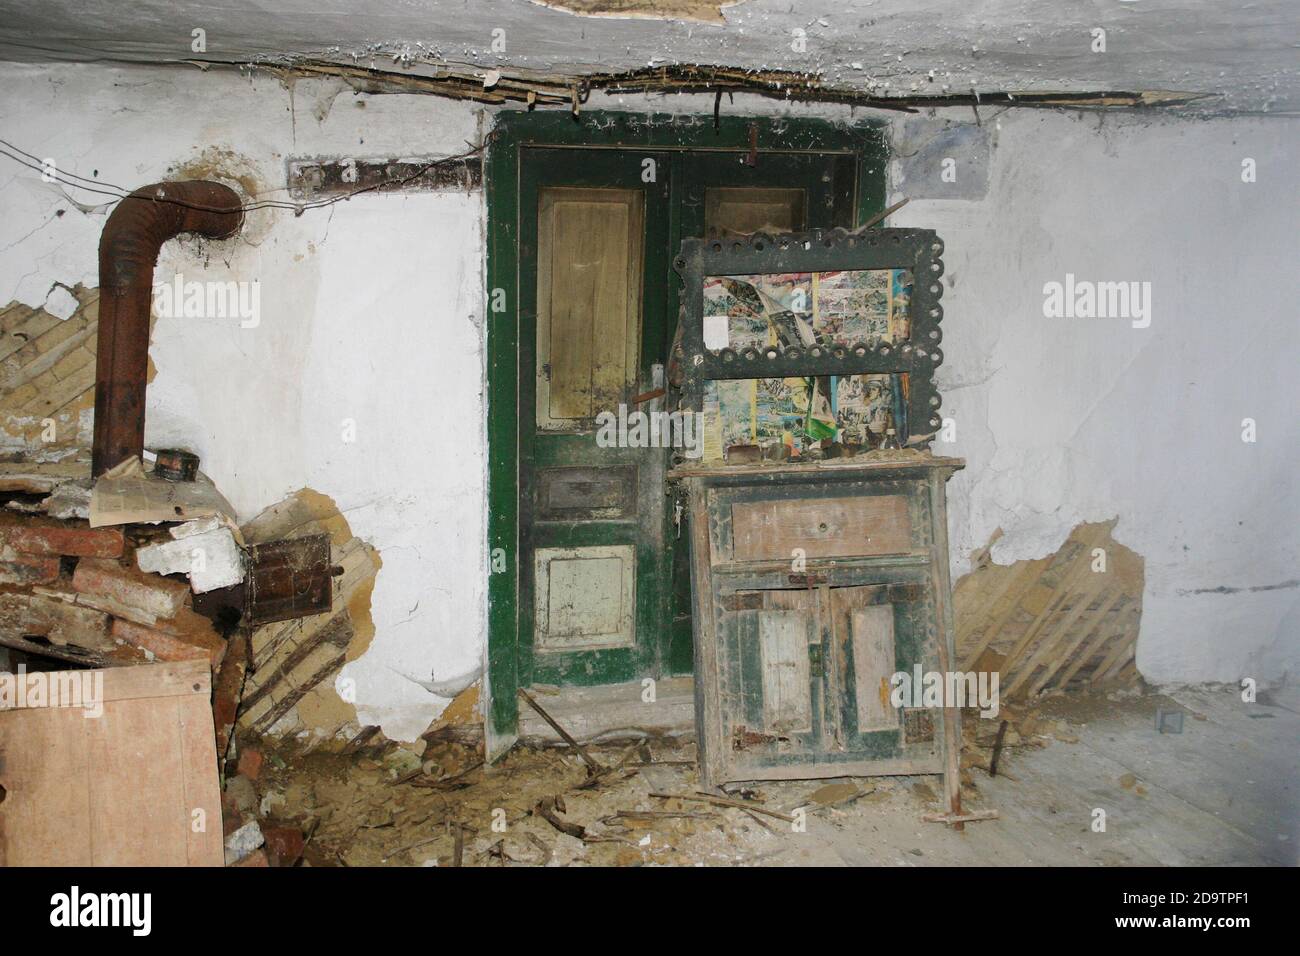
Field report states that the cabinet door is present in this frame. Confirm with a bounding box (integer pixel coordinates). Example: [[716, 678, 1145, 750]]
[[711, 580, 941, 783]]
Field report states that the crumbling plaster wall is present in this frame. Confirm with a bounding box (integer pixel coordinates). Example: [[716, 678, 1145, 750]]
[[1, 61, 1296, 739], [0, 62, 488, 741], [896, 109, 1299, 687]]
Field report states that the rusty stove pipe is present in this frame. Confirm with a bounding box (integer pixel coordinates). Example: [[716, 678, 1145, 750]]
[[91, 181, 244, 476]]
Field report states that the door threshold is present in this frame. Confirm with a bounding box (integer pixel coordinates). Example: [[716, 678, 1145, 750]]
[[519, 676, 695, 745]]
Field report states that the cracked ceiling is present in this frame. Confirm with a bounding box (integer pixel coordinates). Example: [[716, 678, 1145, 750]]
[[0, 0, 1294, 115]]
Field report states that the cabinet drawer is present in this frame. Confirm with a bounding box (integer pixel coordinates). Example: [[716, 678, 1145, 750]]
[[730, 494, 912, 562]]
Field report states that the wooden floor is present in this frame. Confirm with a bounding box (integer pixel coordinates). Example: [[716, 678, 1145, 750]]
[[520, 681, 1298, 866], [732, 684, 1299, 866]]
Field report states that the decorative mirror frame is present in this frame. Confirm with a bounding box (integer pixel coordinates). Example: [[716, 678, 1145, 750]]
[[673, 226, 947, 443]]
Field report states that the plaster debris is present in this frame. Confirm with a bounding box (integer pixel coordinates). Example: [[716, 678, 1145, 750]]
[[136, 524, 245, 593], [42, 285, 79, 321], [224, 819, 265, 866]]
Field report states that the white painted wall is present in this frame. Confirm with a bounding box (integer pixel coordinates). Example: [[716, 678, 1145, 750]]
[[1, 62, 1296, 739], [0, 63, 489, 740], [899, 109, 1300, 686]]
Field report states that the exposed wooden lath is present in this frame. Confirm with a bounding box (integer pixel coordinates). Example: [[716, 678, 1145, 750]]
[[0, 287, 103, 451], [236, 489, 381, 746], [956, 520, 1144, 698], [262, 60, 1210, 113]]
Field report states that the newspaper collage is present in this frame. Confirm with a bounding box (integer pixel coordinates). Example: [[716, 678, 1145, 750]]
[[699, 269, 913, 458]]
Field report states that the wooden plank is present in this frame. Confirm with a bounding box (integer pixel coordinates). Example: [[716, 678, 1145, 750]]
[[757, 609, 813, 734], [996, 526, 1110, 678], [956, 560, 1029, 641], [957, 555, 1045, 641], [178, 690, 225, 865], [730, 494, 911, 562], [0, 661, 221, 866], [1092, 608, 1143, 682], [851, 606, 898, 731], [1005, 578, 1109, 697], [536, 187, 643, 429], [959, 557, 1053, 669], [687, 481, 724, 790], [1052, 598, 1125, 689], [0, 660, 210, 709], [87, 696, 189, 865], [668, 456, 965, 480], [0, 706, 92, 865], [927, 471, 963, 826]]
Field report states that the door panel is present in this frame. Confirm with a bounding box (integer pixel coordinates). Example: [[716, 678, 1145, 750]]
[[536, 188, 644, 430], [519, 149, 672, 687], [519, 146, 859, 688], [705, 187, 805, 238], [850, 606, 897, 732], [758, 610, 815, 734], [534, 545, 636, 651]]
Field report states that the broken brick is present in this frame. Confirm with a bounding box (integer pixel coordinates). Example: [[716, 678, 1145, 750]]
[[231, 848, 270, 867], [262, 826, 305, 867], [111, 614, 226, 672], [0, 592, 110, 647], [0, 554, 60, 586], [237, 746, 264, 781], [72, 557, 188, 619], [7, 524, 124, 558]]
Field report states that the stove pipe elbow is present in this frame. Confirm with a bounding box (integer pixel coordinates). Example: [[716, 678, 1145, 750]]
[[91, 180, 243, 476]]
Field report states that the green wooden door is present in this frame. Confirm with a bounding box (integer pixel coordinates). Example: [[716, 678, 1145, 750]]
[[488, 114, 886, 746], [518, 148, 674, 687], [515, 145, 859, 690]]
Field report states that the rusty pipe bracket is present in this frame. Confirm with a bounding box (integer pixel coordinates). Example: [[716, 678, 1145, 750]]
[[91, 181, 243, 476]]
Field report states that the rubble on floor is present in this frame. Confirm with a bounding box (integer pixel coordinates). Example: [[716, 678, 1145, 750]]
[[225, 681, 1227, 867], [1, 452, 366, 866]]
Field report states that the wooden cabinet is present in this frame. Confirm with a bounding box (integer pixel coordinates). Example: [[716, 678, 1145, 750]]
[[672, 455, 964, 789]]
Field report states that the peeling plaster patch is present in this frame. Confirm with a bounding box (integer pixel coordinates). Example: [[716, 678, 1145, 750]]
[[0, 285, 111, 454], [956, 521, 1145, 697], [527, 0, 743, 24], [42, 284, 78, 320], [165, 145, 272, 245], [237, 487, 382, 750]]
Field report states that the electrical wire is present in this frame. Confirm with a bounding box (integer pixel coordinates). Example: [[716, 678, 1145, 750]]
[[0, 135, 485, 216]]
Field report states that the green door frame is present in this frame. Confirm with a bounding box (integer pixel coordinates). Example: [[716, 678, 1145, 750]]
[[484, 110, 889, 756]]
